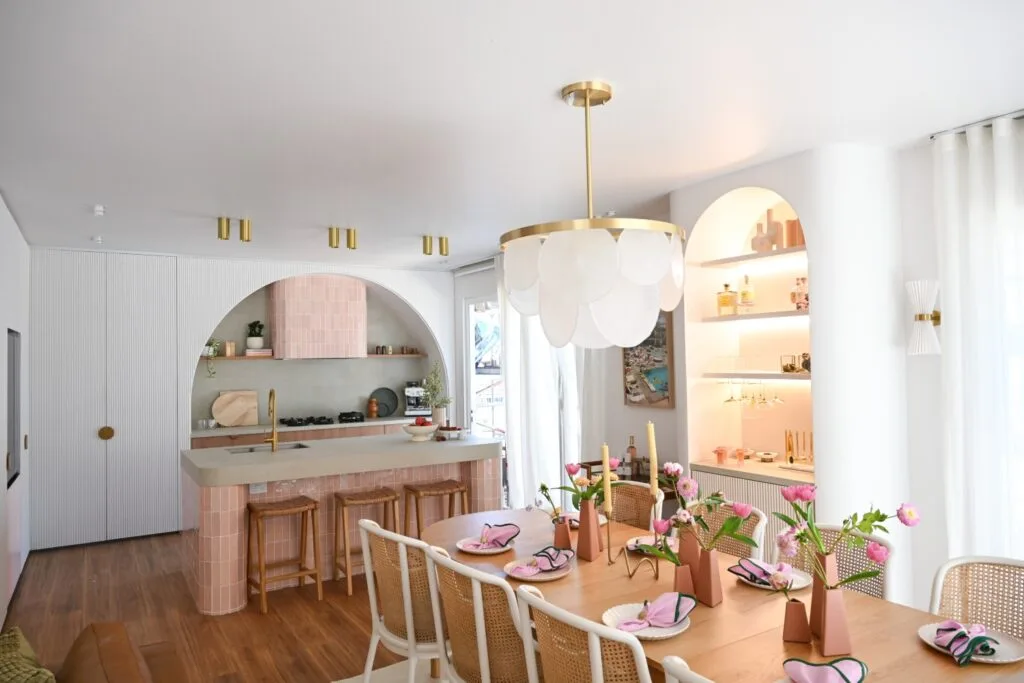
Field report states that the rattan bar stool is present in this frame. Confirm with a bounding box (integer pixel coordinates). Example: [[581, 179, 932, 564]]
[[334, 487, 400, 596], [246, 496, 324, 615], [403, 480, 469, 539]]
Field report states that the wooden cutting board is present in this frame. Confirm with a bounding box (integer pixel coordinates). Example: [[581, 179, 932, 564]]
[[212, 390, 259, 427]]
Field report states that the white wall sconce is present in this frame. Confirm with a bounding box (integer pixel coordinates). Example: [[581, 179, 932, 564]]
[[906, 280, 941, 355]]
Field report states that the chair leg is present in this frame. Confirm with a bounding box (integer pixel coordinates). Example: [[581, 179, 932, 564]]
[[246, 510, 254, 595], [404, 491, 412, 536], [334, 501, 343, 580], [361, 632, 380, 683], [341, 504, 352, 596], [382, 500, 389, 531], [311, 505, 324, 602], [299, 508, 309, 587], [256, 516, 268, 615], [448, 492, 455, 518], [414, 495, 424, 540], [391, 500, 399, 533], [407, 656, 419, 683], [461, 488, 469, 515]]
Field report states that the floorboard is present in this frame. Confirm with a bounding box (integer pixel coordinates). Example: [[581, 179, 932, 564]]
[[4, 533, 401, 682]]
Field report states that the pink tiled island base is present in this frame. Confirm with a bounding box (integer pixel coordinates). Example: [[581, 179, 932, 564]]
[[181, 457, 501, 615]]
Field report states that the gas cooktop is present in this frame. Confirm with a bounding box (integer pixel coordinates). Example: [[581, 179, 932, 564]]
[[279, 416, 335, 427]]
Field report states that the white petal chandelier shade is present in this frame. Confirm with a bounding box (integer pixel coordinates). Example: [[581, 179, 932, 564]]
[[499, 81, 685, 348]]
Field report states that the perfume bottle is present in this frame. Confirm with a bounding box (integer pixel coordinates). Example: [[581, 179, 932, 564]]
[[738, 274, 755, 308], [750, 223, 772, 253], [716, 284, 738, 316]]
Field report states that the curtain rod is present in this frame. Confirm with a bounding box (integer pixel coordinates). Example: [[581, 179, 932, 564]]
[[930, 107, 1024, 139]]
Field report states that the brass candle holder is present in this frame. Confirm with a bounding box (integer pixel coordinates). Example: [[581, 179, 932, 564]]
[[607, 493, 662, 580]]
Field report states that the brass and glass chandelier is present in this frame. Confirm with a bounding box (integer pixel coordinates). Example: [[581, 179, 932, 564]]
[[499, 81, 685, 348]]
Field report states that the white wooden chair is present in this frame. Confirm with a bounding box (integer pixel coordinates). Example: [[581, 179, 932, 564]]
[[930, 556, 1024, 640], [690, 500, 768, 561], [358, 519, 444, 683], [664, 656, 716, 683], [611, 480, 665, 531], [424, 544, 534, 683], [774, 525, 892, 600], [516, 585, 709, 683]]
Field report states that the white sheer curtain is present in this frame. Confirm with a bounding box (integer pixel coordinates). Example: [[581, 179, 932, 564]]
[[935, 116, 1024, 559], [498, 258, 581, 509]]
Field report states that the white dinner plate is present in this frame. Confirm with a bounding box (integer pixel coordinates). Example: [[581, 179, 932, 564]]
[[917, 623, 1024, 664], [626, 535, 678, 555], [455, 537, 515, 555], [503, 559, 572, 583], [601, 603, 690, 641], [560, 511, 608, 528], [735, 567, 812, 592]]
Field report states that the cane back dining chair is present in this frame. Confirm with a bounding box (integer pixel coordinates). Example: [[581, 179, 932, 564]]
[[930, 556, 1024, 640], [610, 480, 665, 531], [689, 500, 767, 561], [775, 525, 892, 600]]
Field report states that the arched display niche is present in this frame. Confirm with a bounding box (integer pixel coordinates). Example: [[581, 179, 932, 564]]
[[189, 273, 443, 427], [683, 186, 814, 474]]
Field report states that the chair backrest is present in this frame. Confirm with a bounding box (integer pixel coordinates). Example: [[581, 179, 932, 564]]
[[778, 525, 891, 599], [359, 519, 438, 649], [425, 545, 530, 683], [611, 480, 665, 531], [930, 556, 1024, 640], [662, 656, 715, 683], [689, 501, 767, 561], [516, 585, 652, 683]]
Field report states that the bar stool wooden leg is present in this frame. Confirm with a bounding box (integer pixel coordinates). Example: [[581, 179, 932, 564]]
[[414, 494, 424, 540], [311, 504, 324, 602], [448, 492, 455, 518], [382, 500, 389, 531], [341, 504, 352, 596], [390, 499, 399, 532], [461, 489, 469, 515], [404, 491, 412, 536], [247, 510, 254, 591], [334, 502, 343, 580], [256, 515, 268, 615], [299, 508, 309, 587]]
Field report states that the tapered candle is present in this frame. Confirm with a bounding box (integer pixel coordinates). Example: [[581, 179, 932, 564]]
[[601, 443, 612, 514], [647, 421, 658, 496]]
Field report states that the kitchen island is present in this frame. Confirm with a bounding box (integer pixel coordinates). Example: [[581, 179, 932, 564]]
[[180, 433, 503, 615]]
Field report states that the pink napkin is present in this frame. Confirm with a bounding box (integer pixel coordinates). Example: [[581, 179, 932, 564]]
[[461, 523, 520, 550], [934, 619, 999, 666], [728, 559, 789, 586], [783, 657, 868, 682], [617, 592, 696, 632], [508, 546, 575, 578]]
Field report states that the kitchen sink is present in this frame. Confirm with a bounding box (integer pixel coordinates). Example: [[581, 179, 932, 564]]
[[226, 443, 311, 454]]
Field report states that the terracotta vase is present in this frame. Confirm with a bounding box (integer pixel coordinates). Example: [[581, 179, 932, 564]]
[[783, 599, 812, 643], [553, 519, 572, 550], [678, 529, 701, 577], [673, 564, 694, 595], [810, 553, 839, 637], [694, 548, 723, 607], [820, 589, 852, 656], [576, 499, 601, 562]]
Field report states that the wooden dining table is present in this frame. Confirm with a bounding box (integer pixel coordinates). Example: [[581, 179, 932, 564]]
[[422, 509, 1023, 682]]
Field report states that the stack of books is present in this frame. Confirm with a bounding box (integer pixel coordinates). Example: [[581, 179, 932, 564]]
[[245, 348, 273, 357]]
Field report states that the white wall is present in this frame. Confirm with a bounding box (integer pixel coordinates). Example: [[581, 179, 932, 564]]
[[0, 193, 31, 619]]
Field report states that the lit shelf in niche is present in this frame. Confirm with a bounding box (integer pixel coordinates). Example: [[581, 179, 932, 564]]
[[702, 309, 809, 323], [700, 245, 807, 268], [703, 372, 811, 382], [199, 355, 274, 361]]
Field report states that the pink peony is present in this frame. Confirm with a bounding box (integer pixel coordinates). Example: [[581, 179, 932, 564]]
[[865, 541, 890, 565], [769, 571, 792, 592], [652, 518, 672, 536], [663, 462, 684, 478], [795, 485, 817, 502], [608, 457, 621, 470], [732, 502, 753, 519], [673, 509, 693, 525], [565, 463, 581, 477], [780, 486, 799, 503], [776, 528, 799, 558], [897, 503, 921, 527], [677, 477, 700, 501]]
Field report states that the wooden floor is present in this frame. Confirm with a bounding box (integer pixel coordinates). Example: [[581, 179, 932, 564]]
[[4, 533, 401, 682]]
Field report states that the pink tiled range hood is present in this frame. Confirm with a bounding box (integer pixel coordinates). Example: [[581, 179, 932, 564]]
[[268, 275, 368, 359]]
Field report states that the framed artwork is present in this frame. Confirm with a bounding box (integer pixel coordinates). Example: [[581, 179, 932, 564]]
[[622, 311, 674, 409]]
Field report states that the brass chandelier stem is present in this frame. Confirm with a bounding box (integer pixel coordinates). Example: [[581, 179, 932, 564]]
[[584, 88, 594, 219]]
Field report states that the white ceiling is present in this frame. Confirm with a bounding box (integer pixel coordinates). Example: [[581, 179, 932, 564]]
[[1, 1, 1021, 270]]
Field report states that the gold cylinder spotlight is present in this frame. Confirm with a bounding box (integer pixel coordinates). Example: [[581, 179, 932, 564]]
[[422, 235, 433, 255], [328, 226, 340, 249], [239, 218, 252, 242], [439, 236, 449, 257], [217, 217, 230, 240], [346, 227, 357, 250]]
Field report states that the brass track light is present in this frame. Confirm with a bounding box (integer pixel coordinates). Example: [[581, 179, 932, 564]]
[[239, 218, 252, 242], [217, 217, 230, 240], [439, 236, 449, 256], [346, 227, 357, 250], [328, 226, 340, 249], [422, 235, 433, 255]]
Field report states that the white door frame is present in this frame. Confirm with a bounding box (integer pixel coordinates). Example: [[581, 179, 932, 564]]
[[453, 265, 497, 431]]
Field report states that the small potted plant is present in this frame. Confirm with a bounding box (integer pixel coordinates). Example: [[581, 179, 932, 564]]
[[421, 360, 452, 426], [246, 320, 265, 350], [204, 338, 222, 377]]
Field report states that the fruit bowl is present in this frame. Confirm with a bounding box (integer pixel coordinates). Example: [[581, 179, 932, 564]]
[[403, 423, 439, 442]]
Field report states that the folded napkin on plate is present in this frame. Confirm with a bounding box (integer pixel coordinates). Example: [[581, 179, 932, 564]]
[[934, 619, 999, 666], [617, 592, 697, 632], [508, 546, 575, 578], [782, 657, 868, 683], [461, 523, 521, 550], [727, 559, 790, 586]]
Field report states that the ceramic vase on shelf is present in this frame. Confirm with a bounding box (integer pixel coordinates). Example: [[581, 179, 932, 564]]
[[553, 518, 572, 550], [810, 552, 839, 637], [576, 499, 601, 562], [820, 588, 852, 656], [783, 599, 812, 643], [431, 407, 446, 426], [695, 548, 723, 607], [673, 564, 695, 595], [246, 336, 264, 350]]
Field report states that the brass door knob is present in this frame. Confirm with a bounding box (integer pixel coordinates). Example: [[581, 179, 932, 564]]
[[98, 426, 115, 440]]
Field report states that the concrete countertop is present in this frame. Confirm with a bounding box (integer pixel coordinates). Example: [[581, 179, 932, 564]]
[[191, 415, 412, 438], [181, 433, 503, 487], [691, 459, 815, 486]]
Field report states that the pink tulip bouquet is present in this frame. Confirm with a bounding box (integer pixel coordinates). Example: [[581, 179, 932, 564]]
[[542, 461, 621, 512]]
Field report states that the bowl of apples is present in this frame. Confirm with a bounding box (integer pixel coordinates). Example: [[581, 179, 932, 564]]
[[403, 417, 439, 442]]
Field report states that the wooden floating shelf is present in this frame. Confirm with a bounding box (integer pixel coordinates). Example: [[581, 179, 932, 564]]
[[200, 354, 426, 361], [702, 309, 809, 323], [703, 372, 811, 382], [365, 354, 427, 358], [700, 245, 807, 268], [200, 355, 274, 361]]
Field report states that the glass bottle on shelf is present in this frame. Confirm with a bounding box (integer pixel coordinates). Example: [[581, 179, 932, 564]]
[[716, 284, 738, 316], [738, 274, 755, 309], [750, 223, 772, 253]]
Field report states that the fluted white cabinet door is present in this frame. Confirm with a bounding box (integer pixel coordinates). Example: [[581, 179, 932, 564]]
[[104, 253, 178, 539], [29, 250, 108, 549]]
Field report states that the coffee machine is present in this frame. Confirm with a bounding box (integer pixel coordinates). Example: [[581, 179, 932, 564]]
[[404, 381, 431, 416]]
